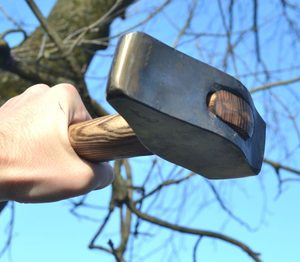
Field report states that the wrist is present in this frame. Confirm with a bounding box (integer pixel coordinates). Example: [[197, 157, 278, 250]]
[[0, 126, 13, 201]]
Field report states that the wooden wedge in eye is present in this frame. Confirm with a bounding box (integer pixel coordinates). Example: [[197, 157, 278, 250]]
[[208, 90, 254, 140]]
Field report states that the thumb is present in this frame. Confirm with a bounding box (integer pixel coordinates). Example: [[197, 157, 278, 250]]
[[91, 162, 115, 190], [51, 83, 91, 125]]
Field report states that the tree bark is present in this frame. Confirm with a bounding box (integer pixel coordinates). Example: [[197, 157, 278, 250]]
[[0, 0, 134, 105]]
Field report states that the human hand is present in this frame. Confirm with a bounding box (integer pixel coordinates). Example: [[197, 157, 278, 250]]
[[0, 83, 114, 203]]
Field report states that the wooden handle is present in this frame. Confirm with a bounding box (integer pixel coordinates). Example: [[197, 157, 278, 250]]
[[68, 114, 151, 162], [208, 90, 254, 139]]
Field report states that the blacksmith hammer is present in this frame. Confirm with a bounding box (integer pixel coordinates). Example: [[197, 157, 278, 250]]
[[69, 32, 266, 179]]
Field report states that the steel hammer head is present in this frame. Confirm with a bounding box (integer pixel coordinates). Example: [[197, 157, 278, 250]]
[[106, 32, 266, 179]]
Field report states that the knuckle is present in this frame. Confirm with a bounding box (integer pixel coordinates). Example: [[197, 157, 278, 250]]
[[52, 83, 79, 98], [25, 84, 50, 94], [51, 83, 89, 123], [1, 96, 19, 108]]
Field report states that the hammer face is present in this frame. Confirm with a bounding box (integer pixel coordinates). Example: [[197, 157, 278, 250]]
[[107, 32, 266, 179]]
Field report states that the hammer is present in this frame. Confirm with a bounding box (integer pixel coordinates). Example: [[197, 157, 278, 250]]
[[69, 32, 266, 179]]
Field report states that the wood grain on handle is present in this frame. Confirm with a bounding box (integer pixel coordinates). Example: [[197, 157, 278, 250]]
[[69, 114, 151, 162]]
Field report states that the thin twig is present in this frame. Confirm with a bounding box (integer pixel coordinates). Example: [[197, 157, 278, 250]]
[[37, 33, 48, 60], [25, 0, 82, 76], [0, 29, 27, 40], [281, 0, 300, 40], [173, 0, 197, 48], [274, 168, 283, 199], [64, 0, 124, 55], [218, 0, 239, 73], [264, 158, 300, 176], [118, 160, 132, 257], [270, 92, 300, 144], [250, 75, 300, 93], [252, 0, 269, 77], [193, 236, 203, 262], [109, 0, 172, 40], [264, 158, 300, 199], [281, 178, 300, 184], [253, 0, 260, 62], [206, 180, 258, 231], [0, 5, 23, 29], [239, 65, 300, 78], [127, 200, 261, 262], [0, 202, 15, 258], [135, 173, 196, 204], [69, 196, 107, 223], [142, 158, 158, 188], [108, 239, 122, 262], [89, 208, 114, 248]]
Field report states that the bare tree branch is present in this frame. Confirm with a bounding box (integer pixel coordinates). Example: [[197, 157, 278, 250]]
[[217, 0, 233, 70], [192, 236, 203, 262], [25, 0, 82, 77], [250, 75, 300, 93], [135, 172, 196, 204], [105, 0, 172, 42], [63, 0, 127, 56], [0, 202, 14, 258], [117, 160, 132, 259], [252, 0, 270, 78], [108, 239, 122, 262], [172, 0, 197, 48], [0, 4, 23, 29], [127, 200, 261, 262], [264, 158, 300, 176], [206, 180, 258, 231], [0, 29, 27, 41], [89, 208, 114, 249], [280, 0, 300, 39], [252, 0, 260, 63]]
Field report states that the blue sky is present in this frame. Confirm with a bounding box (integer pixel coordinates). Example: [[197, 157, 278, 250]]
[[1, 1, 300, 261]]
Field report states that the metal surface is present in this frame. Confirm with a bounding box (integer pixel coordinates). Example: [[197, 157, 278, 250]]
[[106, 32, 266, 179]]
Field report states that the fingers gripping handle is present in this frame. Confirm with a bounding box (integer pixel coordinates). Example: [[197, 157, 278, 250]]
[[68, 114, 151, 162]]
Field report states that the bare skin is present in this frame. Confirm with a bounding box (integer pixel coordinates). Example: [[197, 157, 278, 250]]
[[0, 83, 114, 203]]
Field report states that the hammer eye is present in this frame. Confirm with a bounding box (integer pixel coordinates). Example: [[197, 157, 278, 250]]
[[207, 90, 254, 140]]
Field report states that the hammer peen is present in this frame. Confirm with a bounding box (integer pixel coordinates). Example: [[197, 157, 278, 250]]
[[69, 32, 266, 179]]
